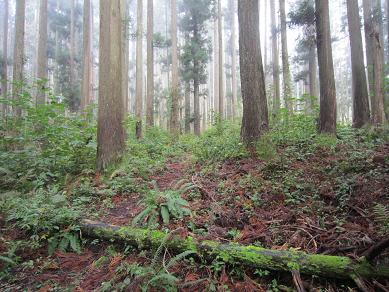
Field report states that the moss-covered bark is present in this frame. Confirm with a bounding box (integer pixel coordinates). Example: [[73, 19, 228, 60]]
[[81, 220, 389, 279]]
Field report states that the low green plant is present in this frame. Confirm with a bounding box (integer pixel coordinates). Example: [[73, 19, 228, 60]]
[[133, 182, 192, 227], [373, 203, 389, 235]]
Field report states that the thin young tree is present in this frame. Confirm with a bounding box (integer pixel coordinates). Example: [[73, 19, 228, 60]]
[[218, 0, 224, 119], [2, 0, 8, 117], [97, 0, 126, 171], [279, 0, 292, 113], [146, 0, 154, 127], [81, 0, 92, 110], [135, 0, 143, 138], [315, 0, 337, 134], [170, 0, 180, 135], [346, 0, 370, 128], [238, 0, 269, 147], [270, 0, 280, 117], [12, 0, 26, 117]]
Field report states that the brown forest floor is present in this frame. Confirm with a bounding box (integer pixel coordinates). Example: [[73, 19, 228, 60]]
[[1, 143, 389, 291]]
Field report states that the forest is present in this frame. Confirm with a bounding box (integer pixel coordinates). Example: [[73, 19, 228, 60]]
[[0, 0, 388, 291]]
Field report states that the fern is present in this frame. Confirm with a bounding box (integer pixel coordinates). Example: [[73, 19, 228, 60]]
[[373, 203, 389, 235], [165, 250, 196, 270]]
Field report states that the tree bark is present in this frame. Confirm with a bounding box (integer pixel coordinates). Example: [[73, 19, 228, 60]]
[[96, 0, 126, 172], [169, 0, 180, 136], [135, 0, 143, 138], [229, 0, 237, 120], [36, 0, 48, 105], [69, 0, 75, 107], [371, 0, 386, 124], [81, 0, 92, 110], [1, 0, 8, 117], [308, 46, 318, 109], [238, 0, 269, 147], [184, 82, 191, 134], [315, 0, 337, 134], [213, 19, 219, 114], [218, 0, 224, 119], [146, 0, 154, 127], [121, 0, 129, 115], [363, 0, 375, 99], [270, 0, 280, 117], [81, 220, 389, 280], [279, 0, 292, 114], [347, 0, 371, 128], [193, 21, 201, 136], [12, 0, 25, 118]]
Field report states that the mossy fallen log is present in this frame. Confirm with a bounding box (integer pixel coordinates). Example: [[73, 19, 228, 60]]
[[80, 220, 389, 279]]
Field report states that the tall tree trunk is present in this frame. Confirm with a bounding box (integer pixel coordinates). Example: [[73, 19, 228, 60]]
[[315, 0, 337, 134], [308, 46, 318, 110], [135, 0, 143, 138], [81, 0, 92, 110], [194, 65, 200, 135], [2, 0, 8, 117], [218, 0, 224, 119], [121, 0, 129, 115], [97, 0, 126, 172], [264, 0, 268, 76], [213, 19, 219, 114], [270, 0, 280, 117], [54, 0, 60, 96], [363, 0, 375, 98], [371, 0, 386, 124], [347, 0, 371, 128], [238, 0, 269, 147], [146, 0, 154, 127], [229, 0, 237, 120], [170, 0, 180, 135], [12, 0, 26, 118], [36, 0, 48, 105], [70, 0, 75, 105], [279, 0, 292, 114], [184, 82, 191, 134]]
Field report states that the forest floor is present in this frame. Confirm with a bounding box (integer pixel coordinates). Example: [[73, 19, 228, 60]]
[[1, 123, 389, 291]]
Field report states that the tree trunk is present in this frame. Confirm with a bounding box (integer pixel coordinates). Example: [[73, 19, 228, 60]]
[[96, 0, 126, 172], [194, 71, 200, 135], [12, 0, 25, 118], [315, 0, 337, 134], [36, 0, 48, 105], [308, 46, 318, 108], [230, 0, 237, 120], [218, 0, 224, 119], [81, 0, 92, 110], [371, 0, 386, 124], [121, 0, 129, 115], [1, 0, 8, 117], [238, 0, 269, 147], [213, 19, 219, 114], [69, 0, 75, 106], [279, 0, 292, 114], [169, 0, 180, 136], [54, 0, 60, 96], [363, 0, 375, 99], [81, 220, 389, 280], [135, 0, 143, 138], [146, 0, 154, 127], [270, 0, 280, 117], [264, 0, 268, 78], [184, 82, 191, 134], [347, 0, 371, 128]]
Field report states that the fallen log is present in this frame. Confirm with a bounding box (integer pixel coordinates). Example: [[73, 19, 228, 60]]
[[81, 220, 389, 280]]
